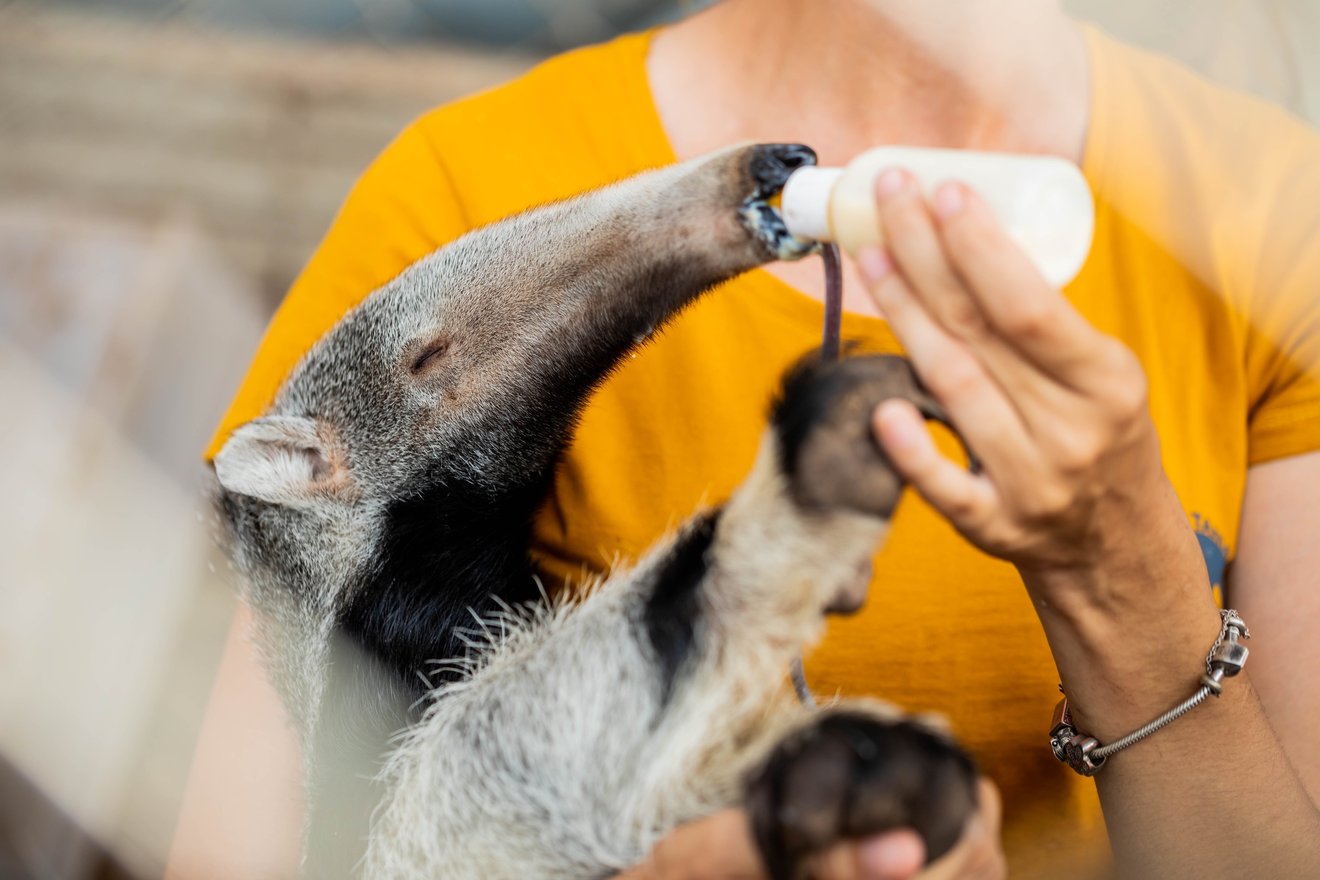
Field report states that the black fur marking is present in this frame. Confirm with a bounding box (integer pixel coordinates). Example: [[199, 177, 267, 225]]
[[342, 471, 551, 695], [643, 508, 722, 704]]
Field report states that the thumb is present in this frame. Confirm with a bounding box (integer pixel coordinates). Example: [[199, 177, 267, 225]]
[[855, 830, 926, 879]]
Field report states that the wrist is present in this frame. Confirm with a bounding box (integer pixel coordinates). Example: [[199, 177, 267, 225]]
[[1049, 609, 1252, 777], [1023, 543, 1223, 740]]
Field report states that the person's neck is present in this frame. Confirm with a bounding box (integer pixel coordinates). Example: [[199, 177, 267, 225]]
[[648, 0, 1090, 167]]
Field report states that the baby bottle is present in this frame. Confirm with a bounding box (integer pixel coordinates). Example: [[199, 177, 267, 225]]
[[780, 146, 1094, 287]]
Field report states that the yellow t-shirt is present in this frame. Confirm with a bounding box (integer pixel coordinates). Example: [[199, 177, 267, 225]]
[[207, 25, 1320, 878]]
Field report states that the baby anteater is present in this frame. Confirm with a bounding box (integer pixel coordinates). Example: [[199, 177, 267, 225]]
[[211, 143, 977, 880]]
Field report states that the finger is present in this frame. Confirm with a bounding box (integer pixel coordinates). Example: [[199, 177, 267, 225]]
[[628, 809, 764, 880], [855, 829, 926, 879], [873, 169, 990, 344], [930, 182, 1107, 390], [856, 246, 1029, 463], [977, 779, 1003, 838], [875, 172, 1080, 425], [873, 399, 998, 535]]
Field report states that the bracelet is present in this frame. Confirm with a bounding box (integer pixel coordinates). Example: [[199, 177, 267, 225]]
[[1048, 608, 1250, 776]]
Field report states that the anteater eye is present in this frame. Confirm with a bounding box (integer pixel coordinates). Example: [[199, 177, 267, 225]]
[[410, 338, 449, 375]]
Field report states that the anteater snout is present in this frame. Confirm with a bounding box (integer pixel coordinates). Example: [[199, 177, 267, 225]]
[[739, 144, 820, 261]]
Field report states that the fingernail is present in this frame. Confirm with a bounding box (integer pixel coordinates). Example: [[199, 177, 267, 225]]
[[856, 246, 893, 283], [874, 168, 909, 201], [858, 832, 925, 878], [932, 182, 967, 219]]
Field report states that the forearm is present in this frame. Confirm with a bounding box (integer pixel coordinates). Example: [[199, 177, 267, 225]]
[[1027, 508, 1320, 879], [165, 604, 305, 880]]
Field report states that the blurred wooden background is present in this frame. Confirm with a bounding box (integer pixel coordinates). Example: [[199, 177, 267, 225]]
[[0, 5, 534, 307], [0, 6, 532, 878]]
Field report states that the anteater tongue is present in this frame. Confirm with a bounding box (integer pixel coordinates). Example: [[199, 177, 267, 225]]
[[789, 243, 846, 710], [820, 243, 843, 362]]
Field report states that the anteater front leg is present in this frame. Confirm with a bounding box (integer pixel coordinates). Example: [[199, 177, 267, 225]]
[[633, 355, 978, 870], [640, 356, 950, 703]]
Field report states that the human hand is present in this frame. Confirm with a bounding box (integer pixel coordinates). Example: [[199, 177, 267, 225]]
[[856, 168, 1193, 587], [618, 779, 1004, 880]]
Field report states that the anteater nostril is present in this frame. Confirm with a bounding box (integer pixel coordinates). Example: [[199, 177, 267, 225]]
[[775, 144, 817, 170], [751, 144, 818, 196]]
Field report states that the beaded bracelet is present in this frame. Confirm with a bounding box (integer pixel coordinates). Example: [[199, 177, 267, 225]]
[[1049, 609, 1251, 776]]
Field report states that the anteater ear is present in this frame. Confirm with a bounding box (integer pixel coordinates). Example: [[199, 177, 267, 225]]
[[214, 415, 338, 506]]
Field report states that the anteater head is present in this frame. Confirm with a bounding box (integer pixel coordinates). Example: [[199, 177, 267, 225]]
[[210, 142, 819, 618], [210, 236, 531, 602]]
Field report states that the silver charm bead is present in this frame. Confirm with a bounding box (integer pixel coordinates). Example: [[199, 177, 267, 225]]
[[1049, 697, 1074, 762], [1210, 640, 1249, 677], [1061, 734, 1106, 776]]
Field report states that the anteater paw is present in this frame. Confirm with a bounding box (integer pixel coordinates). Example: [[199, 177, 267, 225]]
[[746, 709, 978, 880], [771, 354, 963, 520]]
